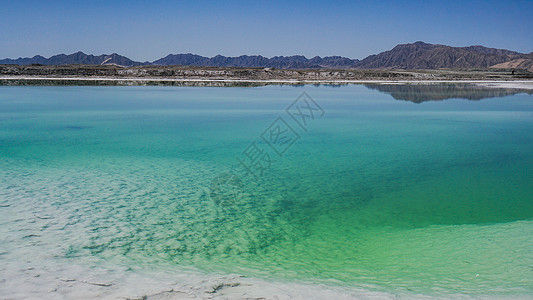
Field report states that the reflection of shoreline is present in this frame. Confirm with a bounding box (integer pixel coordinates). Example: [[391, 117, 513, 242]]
[[1, 76, 533, 89], [364, 83, 533, 103]]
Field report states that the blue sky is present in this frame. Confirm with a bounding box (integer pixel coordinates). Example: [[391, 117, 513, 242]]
[[1, 0, 532, 61]]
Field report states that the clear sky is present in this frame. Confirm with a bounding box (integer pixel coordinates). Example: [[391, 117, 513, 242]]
[[1, 0, 532, 61]]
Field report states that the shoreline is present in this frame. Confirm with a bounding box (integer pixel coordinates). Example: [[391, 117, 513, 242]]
[[1, 259, 396, 299], [2, 64, 533, 85], [4, 246, 528, 300], [1, 76, 533, 90]]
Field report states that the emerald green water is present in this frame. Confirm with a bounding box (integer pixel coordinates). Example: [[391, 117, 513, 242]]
[[1, 85, 532, 297]]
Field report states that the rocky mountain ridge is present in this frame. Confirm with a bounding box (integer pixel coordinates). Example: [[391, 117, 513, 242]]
[[1, 42, 532, 71], [354, 41, 532, 70]]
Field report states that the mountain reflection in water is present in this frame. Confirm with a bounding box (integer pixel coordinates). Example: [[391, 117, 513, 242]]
[[365, 83, 533, 103]]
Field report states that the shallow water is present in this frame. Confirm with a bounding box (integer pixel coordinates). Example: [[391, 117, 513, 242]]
[[0, 84, 532, 298]]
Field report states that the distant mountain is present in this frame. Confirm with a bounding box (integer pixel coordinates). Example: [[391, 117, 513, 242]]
[[1, 42, 532, 70], [0, 52, 147, 67], [152, 54, 358, 68], [1, 52, 361, 69], [354, 41, 529, 69], [152, 54, 209, 66], [309, 56, 358, 68]]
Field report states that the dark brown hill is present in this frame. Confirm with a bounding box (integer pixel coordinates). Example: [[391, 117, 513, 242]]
[[354, 41, 526, 69]]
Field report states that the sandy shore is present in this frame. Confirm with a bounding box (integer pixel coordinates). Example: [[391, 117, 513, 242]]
[[1, 259, 396, 300]]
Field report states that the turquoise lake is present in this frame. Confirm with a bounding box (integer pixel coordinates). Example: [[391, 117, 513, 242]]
[[0, 84, 532, 298]]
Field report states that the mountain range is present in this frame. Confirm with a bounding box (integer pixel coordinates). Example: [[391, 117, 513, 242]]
[[1, 42, 532, 71]]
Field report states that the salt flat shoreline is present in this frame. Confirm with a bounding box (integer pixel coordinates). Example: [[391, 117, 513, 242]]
[[2, 261, 396, 300], [1, 64, 532, 84], [2, 76, 533, 90]]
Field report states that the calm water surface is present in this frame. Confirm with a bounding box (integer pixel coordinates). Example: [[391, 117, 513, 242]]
[[0, 84, 532, 297]]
